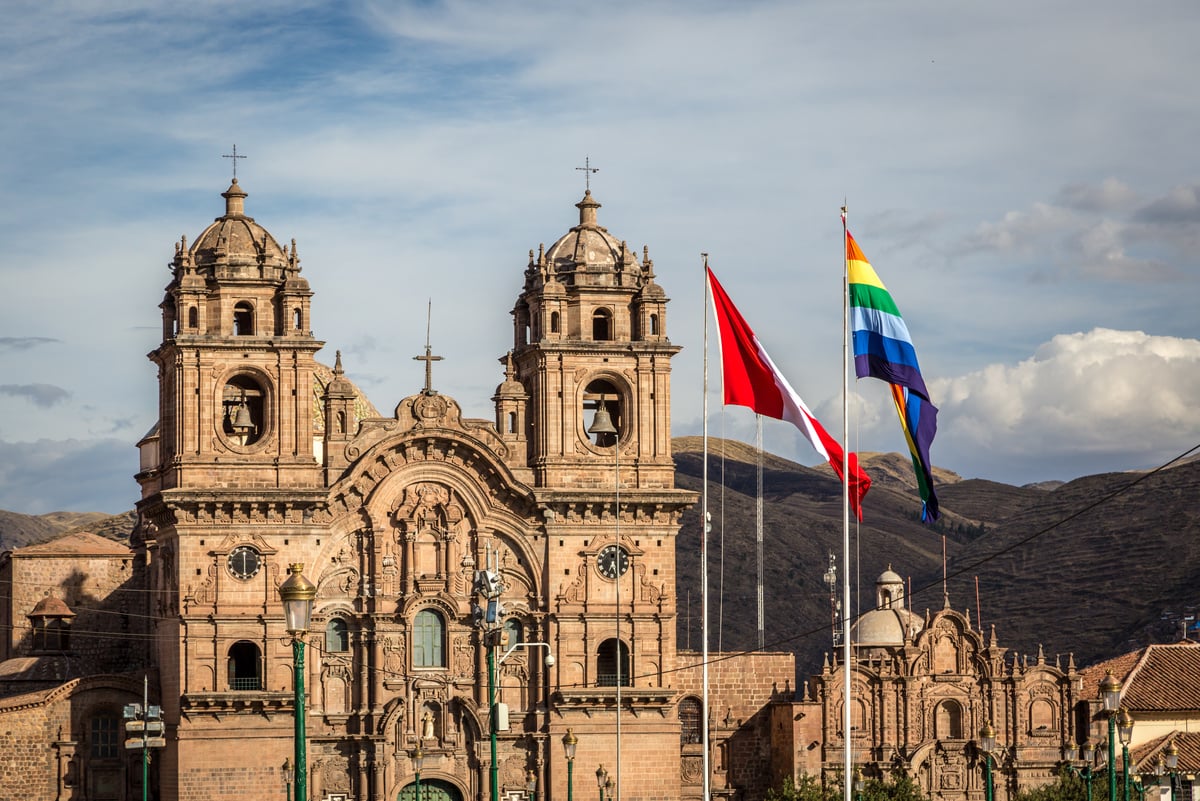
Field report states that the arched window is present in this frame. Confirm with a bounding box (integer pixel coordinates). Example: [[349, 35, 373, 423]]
[[592, 308, 613, 341], [550, 311, 560, 334], [233, 301, 255, 335], [504, 618, 523, 649], [935, 699, 964, 739], [597, 639, 630, 687], [649, 313, 659, 336], [325, 618, 349, 652], [336, 411, 347, 434], [1030, 698, 1055, 732], [227, 641, 262, 690], [584, 378, 621, 448], [293, 307, 302, 330], [188, 306, 199, 329], [413, 610, 445, 668], [90, 713, 120, 759], [680, 697, 703, 745], [507, 411, 517, 434]]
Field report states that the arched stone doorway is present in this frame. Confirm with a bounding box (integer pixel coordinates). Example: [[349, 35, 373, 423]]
[[398, 778, 463, 801]]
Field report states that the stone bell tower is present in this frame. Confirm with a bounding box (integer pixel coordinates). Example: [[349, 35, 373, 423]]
[[509, 189, 676, 490], [141, 178, 323, 496], [509, 190, 697, 799]]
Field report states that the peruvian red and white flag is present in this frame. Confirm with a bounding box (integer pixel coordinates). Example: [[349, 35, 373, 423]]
[[707, 266, 872, 520]]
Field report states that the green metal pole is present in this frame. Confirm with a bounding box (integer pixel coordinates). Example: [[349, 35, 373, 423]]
[[416, 770, 421, 801], [489, 643, 498, 801], [567, 760, 574, 801], [984, 754, 994, 801], [295, 638, 307, 801], [1109, 716, 1118, 801], [1123, 745, 1131, 801]]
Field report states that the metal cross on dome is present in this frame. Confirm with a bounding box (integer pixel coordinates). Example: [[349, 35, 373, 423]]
[[222, 145, 246, 181], [575, 156, 599, 191]]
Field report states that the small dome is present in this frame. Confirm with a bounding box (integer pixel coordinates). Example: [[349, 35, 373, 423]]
[[543, 191, 637, 282], [878, 567, 903, 584], [853, 608, 912, 646], [190, 179, 288, 272], [29, 595, 74, 617], [312, 359, 381, 433]]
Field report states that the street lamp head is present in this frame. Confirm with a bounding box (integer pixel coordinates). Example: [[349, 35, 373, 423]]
[[852, 767, 865, 793], [562, 728, 578, 762], [527, 769, 537, 794], [545, 653, 556, 668], [1155, 756, 1166, 778], [980, 722, 997, 754], [1117, 708, 1134, 745], [1082, 741, 1095, 764], [412, 745, 425, 772], [1164, 741, 1179, 771], [1064, 743, 1079, 763], [604, 777, 614, 794], [1100, 670, 1123, 712], [596, 764, 607, 788], [282, 757, 293, 783], [278, 563, 317, 635]]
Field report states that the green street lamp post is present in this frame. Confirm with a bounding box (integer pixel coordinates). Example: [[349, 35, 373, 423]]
[[1118, 708, 1135, 801], [1101, 672, 1124, 801], [1066, 740, 1099, 801], [526, 768, 538, 801], [980, 723, 997, 801], [413, 745, 424, 801], [1164, 742, 1180, 801], [562, 729, 578, 801], [279, 564, 316, 801], [852, 767, 865, 801]]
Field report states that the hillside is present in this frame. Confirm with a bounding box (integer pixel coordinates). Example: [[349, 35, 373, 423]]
[[0, 509, 135, 552], [671, 437, 1198, 679]]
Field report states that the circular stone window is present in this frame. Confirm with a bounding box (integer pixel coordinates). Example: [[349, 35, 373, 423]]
[[227, 545, 262, 580]]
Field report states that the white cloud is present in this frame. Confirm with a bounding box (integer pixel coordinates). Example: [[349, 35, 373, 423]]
[[926, 329, 1200, 482]]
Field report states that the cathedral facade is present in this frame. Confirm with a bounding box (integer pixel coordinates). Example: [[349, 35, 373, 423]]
[[119, 178, 786, 801]]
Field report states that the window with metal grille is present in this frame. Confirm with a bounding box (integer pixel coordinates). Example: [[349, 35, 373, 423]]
[[227, 641, 262, 690], [90, 715, 119, 759]]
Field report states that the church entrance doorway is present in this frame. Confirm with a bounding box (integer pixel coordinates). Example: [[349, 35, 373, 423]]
[[398, 778, 463, 801]]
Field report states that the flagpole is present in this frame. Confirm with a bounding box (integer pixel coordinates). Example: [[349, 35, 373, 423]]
[[840, 206, 853, 801], [701, 253, 712, 801]]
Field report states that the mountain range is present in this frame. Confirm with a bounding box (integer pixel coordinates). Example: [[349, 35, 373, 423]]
[[3, 441, 1196, 683]]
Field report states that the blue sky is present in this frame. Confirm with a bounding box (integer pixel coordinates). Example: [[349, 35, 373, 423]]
[[1, 1, 1198, 513]]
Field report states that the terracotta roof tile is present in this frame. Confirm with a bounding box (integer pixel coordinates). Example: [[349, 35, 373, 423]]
[[14, 530, 129, 556], [1122, 643, 1200, 712]]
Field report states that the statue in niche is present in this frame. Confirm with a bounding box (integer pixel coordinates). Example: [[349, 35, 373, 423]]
[[421, 710, 435, 740]]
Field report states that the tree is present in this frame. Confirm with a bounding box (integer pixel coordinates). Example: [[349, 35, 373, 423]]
[[1013, 770, 1089, 801], [861, 774, 932, 801], [766, 774, 839, 801]]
